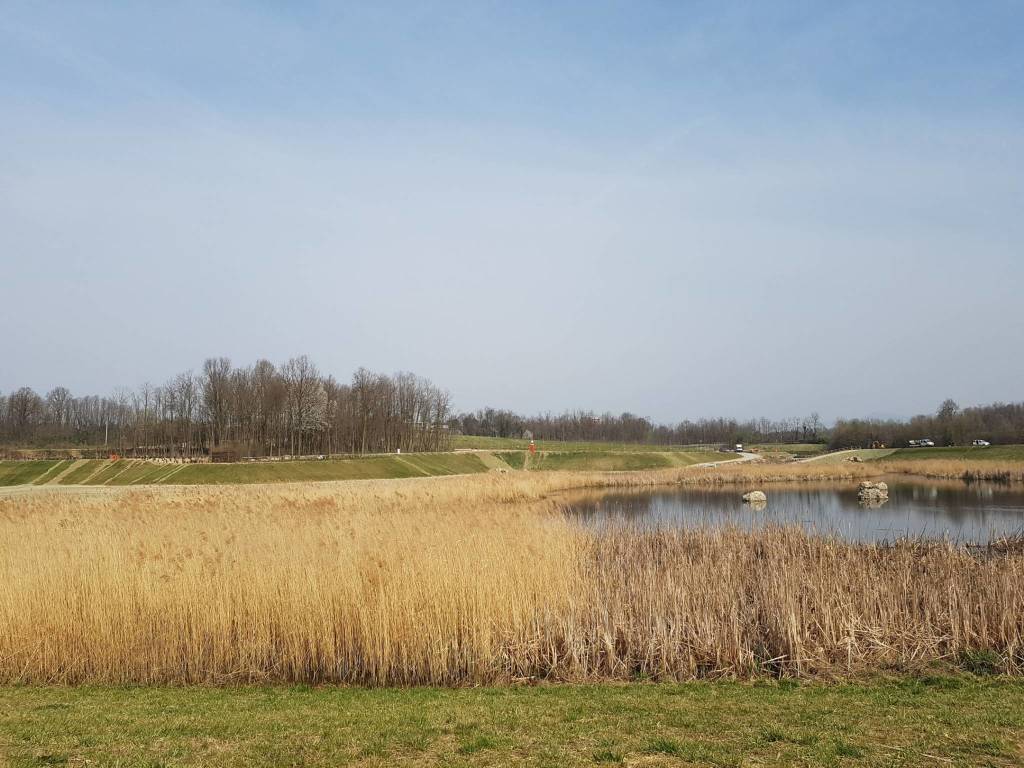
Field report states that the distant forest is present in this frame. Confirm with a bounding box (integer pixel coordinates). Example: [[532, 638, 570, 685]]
[[1, 356, 1022, 456], [451, 400, 1024, 449]]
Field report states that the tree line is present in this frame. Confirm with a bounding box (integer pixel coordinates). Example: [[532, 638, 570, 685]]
[[3, 365, 1023, 457], [828, 399, 1024, 449], [451, 400, 1024, 448], [450, 409, 827, 446], [0, 357, 452, 458]]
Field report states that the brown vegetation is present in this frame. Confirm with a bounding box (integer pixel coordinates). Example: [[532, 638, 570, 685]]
[[875, 459, 1024, 483], [2, 466, 1023, 685], [672, 459, 1024, 486]]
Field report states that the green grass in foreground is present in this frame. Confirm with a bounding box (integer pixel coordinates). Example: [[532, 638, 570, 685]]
[[888, 445, 1024, 461], [1, 679, 1022, 767]]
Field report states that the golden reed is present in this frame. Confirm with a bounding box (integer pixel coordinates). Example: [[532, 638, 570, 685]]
[[1, 463, 1022, 684]]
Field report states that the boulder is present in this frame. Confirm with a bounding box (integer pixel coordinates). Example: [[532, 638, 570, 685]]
[[742, 490, 767, 503], [858, 481, 889, 503]]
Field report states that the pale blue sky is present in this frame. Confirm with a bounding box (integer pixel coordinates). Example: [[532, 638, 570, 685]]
[[2, 1, 1022, 422]]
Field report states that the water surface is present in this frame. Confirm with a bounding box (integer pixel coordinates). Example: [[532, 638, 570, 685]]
[[561, 478, 1024, 543]]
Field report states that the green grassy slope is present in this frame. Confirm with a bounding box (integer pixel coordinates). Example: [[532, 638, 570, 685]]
[[808, 448, 898, 464], [1, 449, 731, 485], [0, 460, 60, 486], [2, 679, 1021, 767], [29, 459, 72, 484], [887, 445, 1024, 461], [750, 443, 827, 457], [56, 459, 107, 484], [527, 450, 723, 472], [0, 454, 490, 487], [496, 451, 526, 469], [103, 461, 183, 485], [164, 453, 489, 485], [451, 435, 719, 452], [82, 460, 136, 485]]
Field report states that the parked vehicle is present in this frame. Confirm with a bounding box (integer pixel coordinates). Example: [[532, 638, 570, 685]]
[[908, 439, 935, 448], [735, 443, 744, 453], [972, 439, 991, 447]]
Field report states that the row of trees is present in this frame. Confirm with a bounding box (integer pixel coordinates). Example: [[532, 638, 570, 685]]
[[4, 366, 1022, 456], [453, 401, 1024, 448], [0, 357, 452, 457], [450, 409, 827, 446], [829, 400, 1024, 449]]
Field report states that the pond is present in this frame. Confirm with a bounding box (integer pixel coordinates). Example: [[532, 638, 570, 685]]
[[561, 478, 1024, 543]]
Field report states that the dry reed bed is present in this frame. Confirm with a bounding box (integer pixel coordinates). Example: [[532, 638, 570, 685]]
[[2, 470, 1023, 685], [670, 459, 1024, 486], [875, 459, 1024, 484], [503, 457, 1024, 490]]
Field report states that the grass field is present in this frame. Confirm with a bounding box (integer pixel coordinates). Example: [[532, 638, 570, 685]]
[[2, 679, 1022, 767], [0, 448, 726, 486], [0, 460, 60, 486], [805, 448, 898, 464], [750, 443, 827, 457], [0, 454, 490, 486], [888, 445, 1024, 461], [56, 458, 107, 484], [496, 450, 526, 469], [4, 446, 1024, 487], [166, 453, 488, 484], [451, 435, 721, 452], [527, 450, 723, 472]]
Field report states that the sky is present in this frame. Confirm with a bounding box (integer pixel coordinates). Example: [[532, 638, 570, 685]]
[[1, 1, 1022, 424]]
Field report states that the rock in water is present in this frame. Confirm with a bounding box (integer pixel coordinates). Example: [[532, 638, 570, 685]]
[[858, 481, 889, 503], [742, 490, 767, 503]]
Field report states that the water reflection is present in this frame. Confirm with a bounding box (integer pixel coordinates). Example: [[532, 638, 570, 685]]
[[561, 478, 1024, 543]]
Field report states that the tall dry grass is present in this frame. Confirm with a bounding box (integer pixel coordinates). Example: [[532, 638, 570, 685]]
[[1, 469, 1023, 684], [874, 459, 1024, 484], [669, 459, 1024, 486]]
